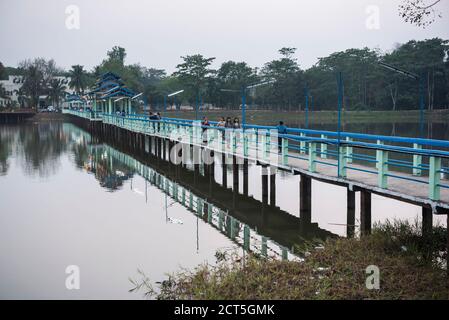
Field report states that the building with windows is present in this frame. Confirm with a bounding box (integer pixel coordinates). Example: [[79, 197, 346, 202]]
[[0, 75, 75, 109]]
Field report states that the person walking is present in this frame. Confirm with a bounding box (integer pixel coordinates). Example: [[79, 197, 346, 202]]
[[216, 117, 225, 127], [276, 121, 288, 153], [201, 116, 210, 143], [233, 117, 241, 129]]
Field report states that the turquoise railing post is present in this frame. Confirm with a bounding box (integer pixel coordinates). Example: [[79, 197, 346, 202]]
[[300, 133, 306, 154], [346, 137, 353, 163], [321, 134, 327, 159], [243, 133, 249, 157], [308, 142, 317, 172], [338, 146, 347, 178], [189, 126, 193, 144], [232, 131, 237, 154], [255, 128, 259, 150], [218, 210, 224, 230], [173, 183, 178, 200], [182, 188, 186, 206], [429, 156, 441, 200], [189, 193, 193, 210], [197, 198, 203, 216], [281, 246, 288, 261], [261, 236, 268, 257], [376, 140, 384, 169], [413, 143, 422, 176], [264, 130, 270, 160], [377, 150, 388, 188], [243, 225, 250, 250], [229, 216, 236, 239], [207, 204, 213, 223], [281, 138, 289, 166]]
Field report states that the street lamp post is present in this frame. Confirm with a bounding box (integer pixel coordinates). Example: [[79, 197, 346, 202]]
[[165, 89, 184, 114], [378, 62, 425, 138], [221, 80, 274, 127]]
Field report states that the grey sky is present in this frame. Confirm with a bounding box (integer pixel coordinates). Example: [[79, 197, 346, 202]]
[[1, 0, 448, 74]]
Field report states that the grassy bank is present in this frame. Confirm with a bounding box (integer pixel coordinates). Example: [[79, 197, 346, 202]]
[[130, 220, 448, 300], [162, 109, 449, 126]]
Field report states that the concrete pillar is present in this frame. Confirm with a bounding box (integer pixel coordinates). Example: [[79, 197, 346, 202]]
[[233, 156, 239, 193], [243, 159, 249, 196], [270, 166, 276, 207], [222, 154, 227, 188], [360, 190, 372, 235], [299, 174, 312, 225], [232, 156, 239, 209], [422, 206, 433, 236], [347, 189, 356, 238], [262, 165, 269, 205]]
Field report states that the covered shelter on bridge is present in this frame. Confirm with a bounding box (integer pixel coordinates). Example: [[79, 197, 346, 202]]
[[87, 72, 137, 115], [64, 93, 86, 110]]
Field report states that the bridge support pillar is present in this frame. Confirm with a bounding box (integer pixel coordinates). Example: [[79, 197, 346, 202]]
[[222, 154, 227, 188], [347, 189, 356, 238], [233, 156, 239, 209], [360, 190, 372, 236], [262, 165, 269, 206], [299, 175, 312, 226], [422, 206, 433, 236], [243, 159, 249, 196], [270, 166, 276, 207]]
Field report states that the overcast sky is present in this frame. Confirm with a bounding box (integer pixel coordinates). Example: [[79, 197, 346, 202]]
[[1, 0, 448, 73]]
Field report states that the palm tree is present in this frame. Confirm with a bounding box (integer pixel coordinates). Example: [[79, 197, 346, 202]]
[[47, 78, 67, 108], [69, 65, 87, 94], [21, 65, 44, 110], [15, 88, 28, 108], [0, 83, 8, 99]]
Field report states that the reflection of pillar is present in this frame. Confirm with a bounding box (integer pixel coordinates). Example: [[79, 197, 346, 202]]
[[233, 156, 239, 209], [422, 206, 433, 236], [243, 159, 248, 196], [360, 190, 372, 236], [347, 189, 355, 238], [262, 165, 268, 205], [222, 154, 227, 188], [300, 174, 312, 225], [261, 165, 269, 224], [270, 166, 276, 207]]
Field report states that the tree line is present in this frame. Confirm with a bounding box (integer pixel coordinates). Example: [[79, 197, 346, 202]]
[[1, 38, 448, 111]]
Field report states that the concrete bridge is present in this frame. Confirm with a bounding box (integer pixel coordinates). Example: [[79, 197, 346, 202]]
[[64, 110, 449, 244]]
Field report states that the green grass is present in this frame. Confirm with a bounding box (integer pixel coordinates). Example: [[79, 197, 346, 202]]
[[130, 220, 448, 300]]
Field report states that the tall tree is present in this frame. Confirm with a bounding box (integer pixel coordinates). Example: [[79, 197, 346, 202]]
[[20, 64, 44, 110], [216, 61, 257, 109], [173, 54, 215, 107], [107, 46, 127, 65], [68, 65, 87, 94], [47, 78, 67, 108], [261, 47, 301, 111]]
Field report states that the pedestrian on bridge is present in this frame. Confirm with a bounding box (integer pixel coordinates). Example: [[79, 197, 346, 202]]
[[276, 121, 287, 153]]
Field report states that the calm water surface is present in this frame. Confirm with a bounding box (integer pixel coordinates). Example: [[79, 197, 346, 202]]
[[0, 121, 446, 299]]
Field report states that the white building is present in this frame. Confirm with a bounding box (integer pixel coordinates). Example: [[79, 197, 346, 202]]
[[0, 75, 74, 109]]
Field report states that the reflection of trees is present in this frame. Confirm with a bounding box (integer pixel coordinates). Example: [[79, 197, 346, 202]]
[[70, 141, 134, 191], [90, 150, 134, 191], [0, 127, 13, 175], [17, 123, 67, 178]]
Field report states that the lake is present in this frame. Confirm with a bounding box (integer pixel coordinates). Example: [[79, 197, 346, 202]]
[[0, 120, 446, 299]]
